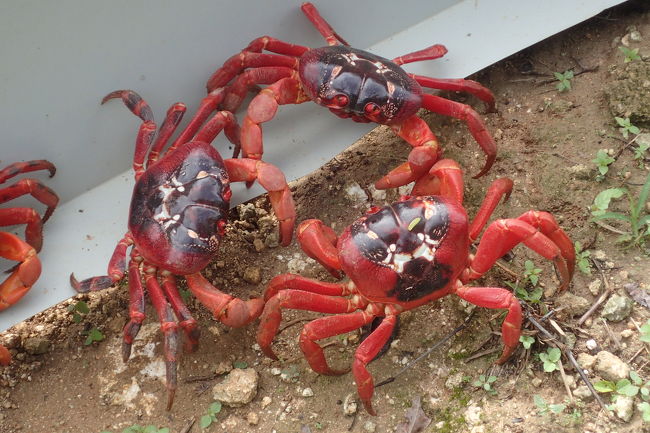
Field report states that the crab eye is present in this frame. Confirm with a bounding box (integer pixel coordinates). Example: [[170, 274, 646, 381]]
[[331, 94, 349, 108], [364, 102, 381, 117]]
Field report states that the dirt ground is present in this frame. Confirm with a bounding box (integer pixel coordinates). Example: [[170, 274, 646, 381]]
[[3, 2, 650, 432]]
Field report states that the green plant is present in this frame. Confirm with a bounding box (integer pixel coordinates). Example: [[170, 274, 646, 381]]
[[619, 46, 641, 63], [533, 394, 566, 415], [100, 425, 170, 433], [591, 171, 650, 247], [67, 300, 90, 323], [615, 116, 640, 139], [519, 335, 535, 350], [233, 360, 248, 369], [538, 347, 561, 372], [507, 260, 543, 304], [574, 241, 592, 275], [554, 70, 574, 92], [472, 374, 497, 395], [200, 401, 223, 429], [634, 142, 650, 168], [84, 327, 105, 345], [592, 149, 615, 180]]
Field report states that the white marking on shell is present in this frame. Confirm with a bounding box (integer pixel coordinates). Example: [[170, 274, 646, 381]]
[[177, 186, 185, 193], [366, 230, 379, 240], [187, 229, 199, 239], [172, 214, 180, 221], [196, 170, 209, 179], [389, 244, 397, 252]]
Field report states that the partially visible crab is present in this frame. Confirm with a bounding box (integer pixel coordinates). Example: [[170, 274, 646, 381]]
[[257, 159, 575, 415], [70, 89, 295, 409], [0, 160, 59, 365], [207, 2, 497, 190]]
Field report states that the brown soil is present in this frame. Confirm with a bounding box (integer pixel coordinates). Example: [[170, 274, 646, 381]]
[[3, 2, 650, 432]]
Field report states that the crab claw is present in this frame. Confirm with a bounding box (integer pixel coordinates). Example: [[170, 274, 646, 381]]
[[0, 232, 41, 311]]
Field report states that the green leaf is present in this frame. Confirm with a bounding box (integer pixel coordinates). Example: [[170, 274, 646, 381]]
[[84, 328, 105, 345], [618, 383, 639, 396], [143, 426, 158, 433], [591, 211, 629, 222], [543, 361, 557, 373], [533, 394, 547, 412], [547, 348, 561, 363], [592, 188, 626, 213], [75, 300, 90, 314], [200, 414, 213, 429], [487, 375, 497, 384], [209, 401, 222, 415], [549, 403, 566, 414], [158, 429, 170, 433], [630, 371, 643, 386], [615, 116, 627, 127], [594, 380, 616, 393], [553, 72, 564, 80], [564, 70, 574, 79], [636, 171, 650, 218], [233, 361, 248, 369], [519, 335, 535, 349]]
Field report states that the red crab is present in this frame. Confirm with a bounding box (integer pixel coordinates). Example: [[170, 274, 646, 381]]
[[70, 89, 295, 409], [0, 160, 59, 365], [206, 2, 497, 190], [257, 159, 575, 415]]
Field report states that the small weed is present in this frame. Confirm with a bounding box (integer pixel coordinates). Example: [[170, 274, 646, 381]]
[[554, 70, 574, 92], [615, 116, 640, 139], [619, 46, 641, 63], [100, 425, 170, 433], [592, 149, 615, 180], [507, 260, 543, 304], [640, 402, 650, 422], [538, 347, 561, 373], [594, 378, 639, 398], [233, 360, 248, 369], [519, 335, 535, 350], [84, 327, 105, 346], [634, 141, 650, 168], [533, 394, 566, 415], [67, 300, 90, 323], [591, 170, 650, 247], [472, 374, 497, 395], [179, 288, 192, 303], [200, 401, 223, 429], [574, 241, 592, 275]]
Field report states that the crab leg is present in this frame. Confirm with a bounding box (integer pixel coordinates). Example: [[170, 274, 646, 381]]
[[296, 219, 342, 278], [0, 160, 56, 184], [374, 115, 441, 190], [421, 93, 497, 178], [121, 252, 145, 362], [392, 44, 448, 66], [224, 158, 296, 246], [222, 66, 297, 115], [207, 37, 309, 92], [143, 265, 180, 411], [0, 208, 44, 252], [147, 103, 187, 165], [257, 286, 365, 360], [0, 232, 41, 311], [0, 345, 10, 366], [410, 159, 464, 202], [185, 273, 264, 328], [517, 211, 576, 277], [301, 2, 349, 46], [455, 284, 522, 364], [240, 76, 310, 161], [0, 179, 59, 223], [468, 178, 514, 242], [160, 272, 200, 353], [466, 218, 571, 291], [352, 314, 398, 415], [413, 75, 496, 112], [70, 233, 133, 292]]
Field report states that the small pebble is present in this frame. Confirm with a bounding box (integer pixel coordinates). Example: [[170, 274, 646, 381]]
[[246, 412, 259, 425], [586, 339, 598, 351], [261, 396, 272, 409], [302, 387, 314, 397]]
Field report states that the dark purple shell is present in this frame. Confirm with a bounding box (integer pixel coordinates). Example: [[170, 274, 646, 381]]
[[299, 45, 422, 124], [349, 198, 452, 301], [129, 142, 230, 274]]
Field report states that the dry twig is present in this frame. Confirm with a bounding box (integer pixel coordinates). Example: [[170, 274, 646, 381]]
[[578, 260, 614, 326]]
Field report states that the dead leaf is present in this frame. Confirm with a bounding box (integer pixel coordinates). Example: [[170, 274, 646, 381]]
[[625, 282, 650, 309], [395, 396, 431, 433]]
